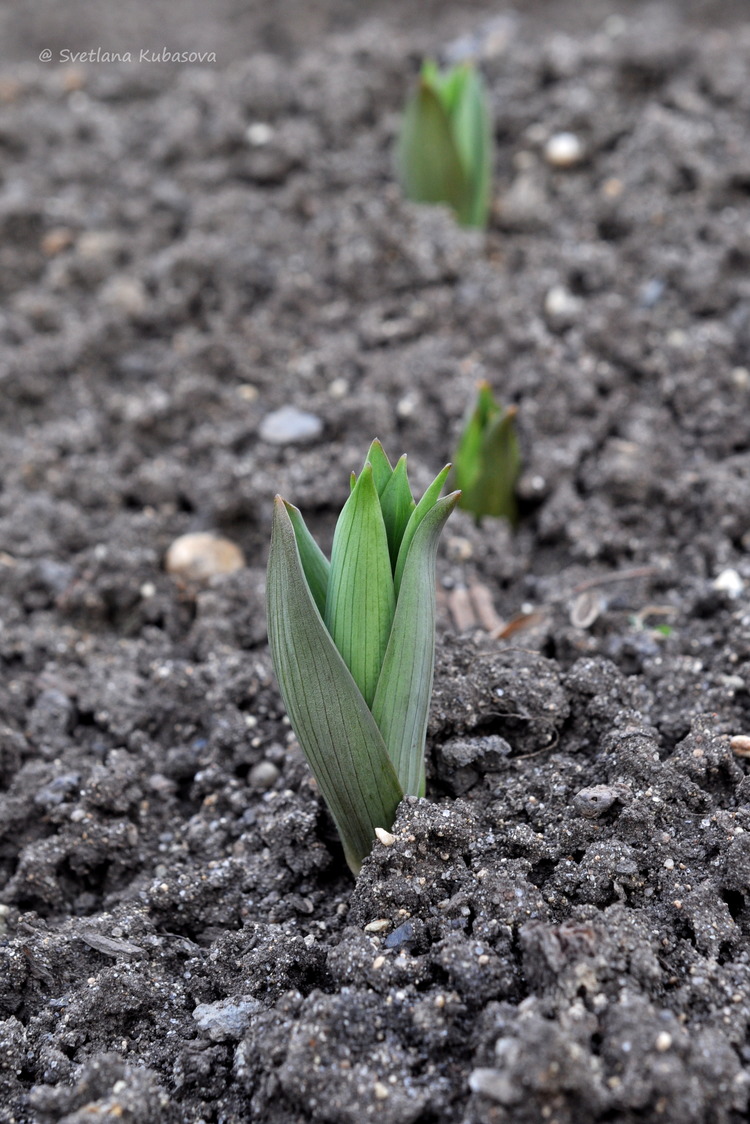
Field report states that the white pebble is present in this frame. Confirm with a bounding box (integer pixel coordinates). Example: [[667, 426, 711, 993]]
[[259, 406, 323, 445], [544, 284, 582, 324], [544, 132, 584, 167], [713, 568, 744, 598], [246, 122, 274, 146]]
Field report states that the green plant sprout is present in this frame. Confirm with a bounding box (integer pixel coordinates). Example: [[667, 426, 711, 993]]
[[395, 59, 492, 229], [451, 381, 521, 525], [266, 441, 459, 875]]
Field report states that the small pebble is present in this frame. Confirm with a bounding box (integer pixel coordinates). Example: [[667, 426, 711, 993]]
[[573, 784, 627, 819], [713, 569, 744, 598], [544, 131, 584, 168], [248, 761, 280, 790], [730, 736, 750, 758], [165, 533, 245, 581], [655, 1032, 672, 1053], [375, 827, 395, 846], [193, 997, 262, 1042], [570, 589, 605, 629], [246, 122, 274, 146], [373, 1082, 389, 1100], [469, 1068, 516, 1106], [384, 921, 414, 950], [364, 919, 390, 933], [544, 284, 582, 326], [328, 377, 349, 398], [259, 405, 323, 445], [396, 393, 418, 418]]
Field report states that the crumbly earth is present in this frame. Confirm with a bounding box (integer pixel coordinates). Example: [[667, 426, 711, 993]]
[[2, 1, 750, 1121]]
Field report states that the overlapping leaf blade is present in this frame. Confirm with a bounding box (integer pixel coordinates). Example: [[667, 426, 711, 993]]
[[394, 463, 451, 597], [372, 491, 460, 795], [379, 455, 416, 570], [283, 500, 330, 617], [396, 80, 470, 215], [267, 498, 403, 874], [325, 466, 395, 707], [451, 67, 492, 228], [474, 406, 521, 525]]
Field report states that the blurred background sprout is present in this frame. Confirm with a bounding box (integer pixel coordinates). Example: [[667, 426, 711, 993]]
[[395, 59, 492, 229], [450, 381, 521, 525]]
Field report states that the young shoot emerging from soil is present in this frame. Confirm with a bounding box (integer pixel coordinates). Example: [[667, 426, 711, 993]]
[[450, 380, 521, 526], [266, 441, 459, 874], [396, 59, 493, 229]]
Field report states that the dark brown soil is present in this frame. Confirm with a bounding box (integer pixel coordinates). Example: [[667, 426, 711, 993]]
[[2, 2, 750, 1122]]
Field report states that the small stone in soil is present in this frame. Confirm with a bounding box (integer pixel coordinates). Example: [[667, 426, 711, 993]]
[[165, 532, 245, 581], [384, 921, 414, 949], [364, 919, 390, 933], [193, 996, 262, 1042], [573, 784, 628, 818], [544, 284, 583, 327], [730, 735, 750, 758], [248, 761, 280, 789], [712, 568, 744, 598], [259, 405, 323, 444], [544, 131, 585, 167]]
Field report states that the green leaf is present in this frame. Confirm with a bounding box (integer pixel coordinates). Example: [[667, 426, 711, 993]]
[[283, 500, 329, 617], [396, 80, 470, 216], [267, 497, 403, 874], [325, 466, 395, 707], [362, 439, 393, 496], [394, 463, 452, 598], [372, 492, 460, 795], [474, 405, 521, 525], [450, 382, 520, 524], [378, 455, 415, 570], [451, 67, 492, 228]]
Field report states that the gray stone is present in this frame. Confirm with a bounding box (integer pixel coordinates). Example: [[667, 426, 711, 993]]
[[259, 406, 323, 445], [192, 996, 262, 1042]]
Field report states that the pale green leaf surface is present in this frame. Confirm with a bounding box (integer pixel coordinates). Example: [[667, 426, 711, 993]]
[[372, 492, 460, 795], [474, 407, 521, 524], [325, 466, 395, 707], [267, 498, 403, 874], [396, 82, 470, 214], [394, 463, 451, 598], [379, 455, 415, 570], [451, 68, 492, 227], [283, 501, 329, 617], [452, 406, 484, 495], [452, 382, 500, 507]]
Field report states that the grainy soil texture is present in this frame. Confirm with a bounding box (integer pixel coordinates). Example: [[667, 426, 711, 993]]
[[2, 1, 750, 1122]]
